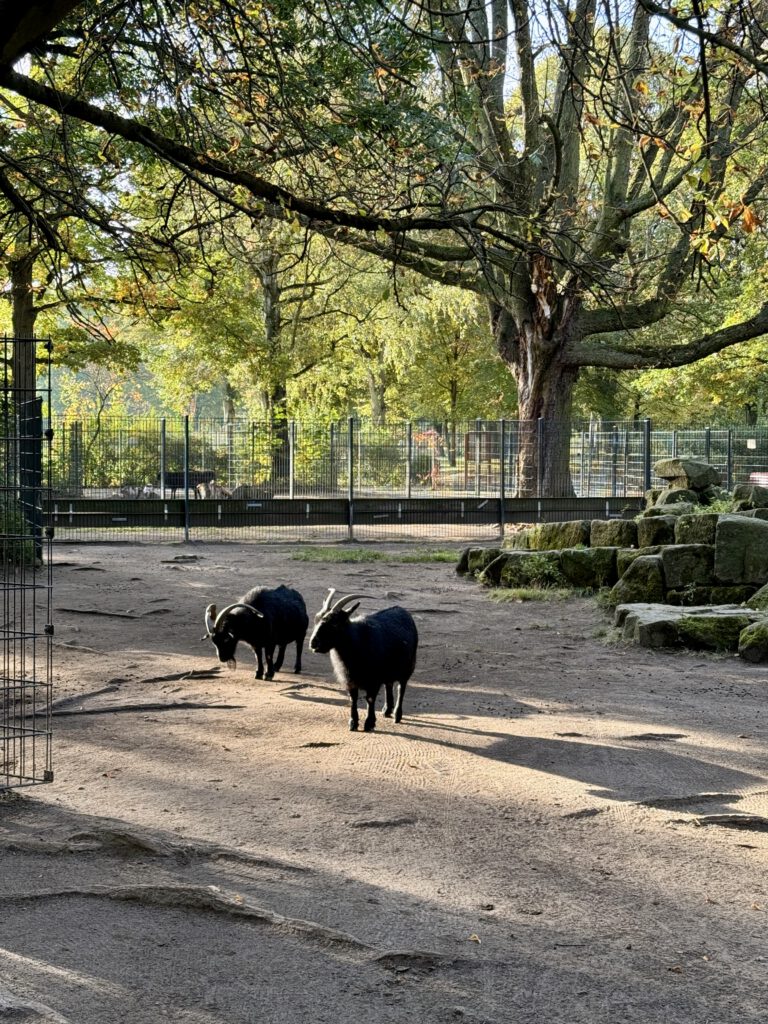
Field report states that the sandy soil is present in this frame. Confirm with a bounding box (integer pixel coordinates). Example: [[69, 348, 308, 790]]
[[2, 540, 768, 1023]]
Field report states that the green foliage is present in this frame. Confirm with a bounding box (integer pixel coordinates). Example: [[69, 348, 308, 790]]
[[291, 545, 460, 564], [489, 587, 572, 603]]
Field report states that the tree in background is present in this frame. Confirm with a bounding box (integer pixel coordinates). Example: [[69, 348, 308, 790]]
[[4, 2, 768, 496]]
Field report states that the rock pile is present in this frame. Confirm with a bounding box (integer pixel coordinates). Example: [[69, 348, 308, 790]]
[[458, 456, 768, 660]]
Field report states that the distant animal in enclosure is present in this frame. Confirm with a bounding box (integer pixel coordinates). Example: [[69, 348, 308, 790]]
[[202, 585, 308, 680], [195, 479, 233, 499], [309, 589, 418, 732]]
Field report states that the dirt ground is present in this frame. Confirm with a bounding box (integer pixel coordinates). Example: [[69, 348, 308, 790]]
[[2, 540, 768, 1023]]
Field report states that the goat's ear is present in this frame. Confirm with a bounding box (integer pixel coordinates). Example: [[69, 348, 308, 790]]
[[346, 602, 360, 616]]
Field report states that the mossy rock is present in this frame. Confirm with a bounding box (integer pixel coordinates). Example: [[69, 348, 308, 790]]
[[559, 546, 618, 589], [747, 582, 768, 611], [644, 488, 662, 508], [709, 586, 756, 605], [653, 458, 721, 490], [590, 519, 637, 548], [732, 483, 768, 508], [477, 553, 511, 587], [655, 487, 701, 507], [617, 545, 662, 577], [608, 554, 665, 606], [732, 508, 768, 522], [507, 530, 532, 550], [527, 520, 590, 551], [738, 621, 768, 662], [637, 516, 677, 547], [467, 547, 504, 576], [641, 502, 696, 518], [674, 513, 720, 546], [666, 587, 717, 607], [661, 544, 715, 589], [456, 546, 480, 575], [498, 550, 564, 588], [677, 613, 751, 651], [714, 514, 768, 585]]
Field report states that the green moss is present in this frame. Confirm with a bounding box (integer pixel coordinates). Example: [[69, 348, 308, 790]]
[[677, 614, 751, 651]]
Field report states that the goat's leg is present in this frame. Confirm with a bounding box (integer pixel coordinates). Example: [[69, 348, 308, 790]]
[[383, 682, 394, 717], [348, 687, 360, 731], [293, 633, 305, 673], [363, 694, 377, 732], [264, 646, 276, 680], [272, 643, 286, 674], [254, 649, 264, 680], [393, 680, 408, 724]]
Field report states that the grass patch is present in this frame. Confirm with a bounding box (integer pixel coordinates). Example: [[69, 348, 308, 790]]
[[291, 546, 459, 564], [488, 586, 573, 603]]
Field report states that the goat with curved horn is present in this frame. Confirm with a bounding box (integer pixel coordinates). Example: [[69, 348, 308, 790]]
[[202, 586, 308, 681], [310, 590, 418, 732]]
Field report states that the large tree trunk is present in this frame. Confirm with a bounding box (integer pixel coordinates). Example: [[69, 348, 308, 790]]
[[493, 301, 579, 498], [10, 253, 37, 405]]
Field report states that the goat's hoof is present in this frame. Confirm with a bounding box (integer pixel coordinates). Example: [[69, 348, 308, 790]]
[[363, 722, 376, 733], [349, 720, 358, 732], [383, 708, 393, 718], [255, 671, 263, 680], [394, 712, 403, 724], [265, 672, 274, 681]]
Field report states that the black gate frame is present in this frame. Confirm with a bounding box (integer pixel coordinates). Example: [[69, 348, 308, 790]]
[[1, 337, 53, 789]]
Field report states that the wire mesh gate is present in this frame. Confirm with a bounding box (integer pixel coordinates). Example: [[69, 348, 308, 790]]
[[1, 337, 53, 790]]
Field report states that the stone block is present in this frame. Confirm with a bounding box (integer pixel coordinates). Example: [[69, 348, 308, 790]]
[[590, 519, 637, 548], [617, 545, 661, 577], [498, 550, 563, 588], [747, 582, 768, 611], [609, 555, 665, 605], [732, 483, 768, 508], [528, 520, 590, 551], [739, 622, 768, 662], [653, 457, 721, 490], [714, 514, 768, 585], [677, 613, 752, 651], [637, 516, 677, 547], [641, 502, 696, 518], [656, 487, 701, 506], [467, 547, 504, 576], [674, 513, 719, 545], [661, 544, 715, 589], [560, 547, 618, 589]]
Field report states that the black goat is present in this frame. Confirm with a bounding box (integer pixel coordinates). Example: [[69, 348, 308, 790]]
[[309, 589, 418, 732], [203, 585, 308, 680]]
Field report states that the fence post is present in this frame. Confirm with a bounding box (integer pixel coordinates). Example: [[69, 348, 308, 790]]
[[727, 429, 733, 490], [611, 425, 618, 497], [288, 420, 296, 500], [406, 421, 412, 499], [537, 417, 544, 497], [499, 419, 506, 540], [329, 422, 335, 495], [347, 416, 354, 540], [705, 426, 711, 465], [183, 414, 190, 542], [643, 418, 652, 492], [160, 418, 166, 500], [474, 418, 482, 496]]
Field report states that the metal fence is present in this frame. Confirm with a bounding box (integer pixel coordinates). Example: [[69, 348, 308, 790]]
[[2, 338, 53, 790], [44, 415, 768, 543]]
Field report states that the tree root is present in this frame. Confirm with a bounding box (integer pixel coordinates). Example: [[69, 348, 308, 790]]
[[0, 823, 309, 874], [0, 984, 72, 1023], [1, 883, 468, 970], [50, 701, 244, 717]]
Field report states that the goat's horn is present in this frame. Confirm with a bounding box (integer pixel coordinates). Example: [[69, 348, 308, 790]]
[[328, 593, 365, 615], [319, 588, 337, 615], [213, 602, 264, 629], [204, 604, 217, 634]]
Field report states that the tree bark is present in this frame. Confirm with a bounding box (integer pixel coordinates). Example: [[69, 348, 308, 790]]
[[10, 252, 37, 406]]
